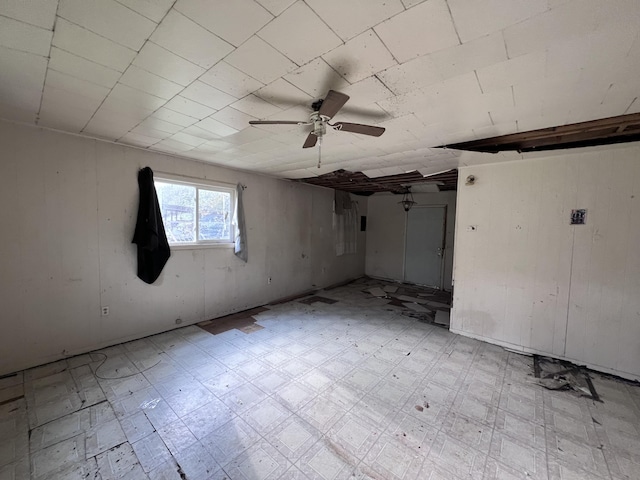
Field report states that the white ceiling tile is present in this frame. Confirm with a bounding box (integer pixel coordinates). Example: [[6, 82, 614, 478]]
[[45, 70, 111, 102], [194, 138, 233, 152], [118, 132, 160, 147], [323, 30, 396, 84], [58, 0, 157, 51], [0, 16, 53, 57], [181, 81, 237, 110], [40, 86, 101, 115], [84, 116, 136, 140], [136, 116, 183, 134], [255, 78, 312, 110], [374, 0, 459, 63], [231, 95, 282, 119], [306, 0, 404, 41], [181, 125, 222, 141], [257, 2, 342, 65], [38, 106, 92, 132], [225, 35, 297, 84], [401, 0, 426, 8], [150, 10, 234, 69], [211, 107, 257, 131], [49, 48, 121, 89], [163, 96, 216, 119], [477, 51, 547, 93], [195, 117, 239, 137], [133, 42, 205, 87], [0, 47, 47, 113], [175, 0, 272, 47], [448, 0, 547, 44], [199, 62, 264, 98], [284, 58, 348, 98], [115, 0, 174, 22], [153, 138, 196, 152], [119, 65, 183, 100], [170, 131, 209, 147], [341, 77, 394, 107], [151, 107, 198, 128], [255, 0, 295, 16], [106, 83, 167, 111], [52, 18, 136, 72], [0, 0, 57, 29], [223, 126, 271, 144], [0, 102, 38, 123], [95, 99, 154, 122], [130, 123, 172, 139], [377, 56, 439, 96], [503, 2, 599, 58]]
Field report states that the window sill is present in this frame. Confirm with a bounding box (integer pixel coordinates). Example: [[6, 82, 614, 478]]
[[169, 243, 234, 250]]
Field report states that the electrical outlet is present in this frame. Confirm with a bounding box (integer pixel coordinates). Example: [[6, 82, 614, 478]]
[[267, 277, 272, 284], [101, 306, 109, 316]]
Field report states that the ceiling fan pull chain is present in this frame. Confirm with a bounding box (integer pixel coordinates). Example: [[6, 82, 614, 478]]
[[317, 136, 322, 168]]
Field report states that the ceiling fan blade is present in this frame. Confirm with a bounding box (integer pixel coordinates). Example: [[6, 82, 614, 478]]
[[302, 133, 317, 148], [249, 120, 308, 125], [333, 122, 385, 137], [318, 90, 350, 119]]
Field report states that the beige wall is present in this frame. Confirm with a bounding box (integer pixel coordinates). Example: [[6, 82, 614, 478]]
[[365, 191, 456, 289], [452, 144, 640, 380], [0, 122, 366, 375]]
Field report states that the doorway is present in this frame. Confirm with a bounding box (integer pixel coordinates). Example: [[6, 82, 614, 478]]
[[404, 205, 447, 288]]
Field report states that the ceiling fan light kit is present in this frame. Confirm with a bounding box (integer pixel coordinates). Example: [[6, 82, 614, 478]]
[[249, 90, 385, 168]]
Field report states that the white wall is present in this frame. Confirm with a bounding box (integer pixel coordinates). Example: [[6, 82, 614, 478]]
[[452, 144, 640, 380], [0, 122, 366, 375], [365, 191, 456, 289]]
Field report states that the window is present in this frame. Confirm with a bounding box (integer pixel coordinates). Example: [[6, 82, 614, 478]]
[[154, 176, 235, 246]]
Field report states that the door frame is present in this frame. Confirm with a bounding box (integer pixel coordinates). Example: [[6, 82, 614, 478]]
[[402, 204, 448, 289]]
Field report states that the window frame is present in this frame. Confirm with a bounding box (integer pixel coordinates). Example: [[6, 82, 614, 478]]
[[154, 173, 236, 249]]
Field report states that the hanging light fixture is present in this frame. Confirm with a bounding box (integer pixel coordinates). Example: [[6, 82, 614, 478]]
[[399, 186, 417, 212]]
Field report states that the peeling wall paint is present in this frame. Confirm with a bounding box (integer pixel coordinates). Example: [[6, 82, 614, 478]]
[[0, 122, 366, 375], [452, 143, 640, 380]]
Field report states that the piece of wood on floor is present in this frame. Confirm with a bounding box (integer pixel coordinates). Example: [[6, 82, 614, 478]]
[[404, 303, 429, 312], [434, 310, 450, 326], [397, 295, 428, 304], [417, 293, 435, 297], [368, 287, 387, 297], [383, 285, 398, 293]]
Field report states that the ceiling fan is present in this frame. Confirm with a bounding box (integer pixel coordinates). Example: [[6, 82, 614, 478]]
[[248, 90, 385, 167]]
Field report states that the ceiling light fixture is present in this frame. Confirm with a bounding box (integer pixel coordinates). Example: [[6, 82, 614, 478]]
[[399, 187, 417, 212]]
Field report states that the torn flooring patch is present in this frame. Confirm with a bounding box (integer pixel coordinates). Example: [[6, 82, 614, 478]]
[[298, 296, 339, 305], [198, 307, 269, 335], [534, 355, 601, 401]]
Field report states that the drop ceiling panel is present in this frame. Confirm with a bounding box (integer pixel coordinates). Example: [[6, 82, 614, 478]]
[[49, 48, 121, 89], [447, 0, 548, 43], [196, 117, 239, 137], [180, 81, 237, 110], [257, 2, 342, 65], [374, 0, 460, 63], [212, 107, 258, 131], [119, 65, 183, 100], [45, 70, 111, 102], [255, 79, 312, 110], [284, 58, 349, 98], [132, 42, 206, 87], [255, 0, 295, 16], [0, 16, 53, 57], [150, 10, 234, 69], [58, 0, 157, 51], [476, 50, 547, 93], [199, 62, 265, 98], [116, 0, 175, 23], [0, 47, 47, 113], [52, 18, 137, 72], [175, 0, 272, 47], [151, 108, 198, 128], [0, 0, 58, 29], [163, 96, 216, 119], [231, 95, 282, 119], [306, 0, 404, 41], [323, 30, 397, 84], [225, 35, 297, 84]]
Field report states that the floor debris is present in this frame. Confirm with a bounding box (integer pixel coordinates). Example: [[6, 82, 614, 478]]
[[198, 307, 268, 335], [298, 295, 338, 305], [397, 295, 428, 304], [434, 310, 450, 327], [534, 355, 601, 401], [404, 303, 429, 313], [383, 285, 399, 293], [368, 287, 388, 297]]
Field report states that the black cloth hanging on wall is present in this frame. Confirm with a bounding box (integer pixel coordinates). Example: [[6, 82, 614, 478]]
[[132, 167, 170, 284]]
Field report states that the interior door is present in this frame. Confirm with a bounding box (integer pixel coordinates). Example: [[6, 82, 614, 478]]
[[404, 206, 446, 288]]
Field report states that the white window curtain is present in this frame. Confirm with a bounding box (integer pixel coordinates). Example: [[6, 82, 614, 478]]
[[233, 183, 247, 262], [334, 191, 358, 256]]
